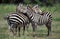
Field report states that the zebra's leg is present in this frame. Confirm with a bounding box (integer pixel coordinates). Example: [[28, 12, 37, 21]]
[[26, 24, 29, 32], [32, 22, 37, 37], [46, 22, 51, 36], [10, 28, 14, 35], [23, 25, 25, 35], [9, 24, 15, 36], [14, 26, 17, 35], [18, 27, 20, 36]]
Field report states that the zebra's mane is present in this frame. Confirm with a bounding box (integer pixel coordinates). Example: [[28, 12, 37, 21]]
[[27, 5, 35, 12]]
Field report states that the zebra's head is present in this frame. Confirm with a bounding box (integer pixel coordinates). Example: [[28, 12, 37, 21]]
[[32, 5, 42, 14], [26, 5, 42, 15], [26, 5, 34, 18], [16, 3, 27, 13]]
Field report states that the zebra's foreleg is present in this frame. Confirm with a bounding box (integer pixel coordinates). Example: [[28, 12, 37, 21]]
[[26, 24, 29, 31], [32, 22, 37, 37]]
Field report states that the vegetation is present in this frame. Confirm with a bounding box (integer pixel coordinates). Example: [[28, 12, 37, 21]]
[[0, 4, 60, 39], [0, 0, 60, 6]]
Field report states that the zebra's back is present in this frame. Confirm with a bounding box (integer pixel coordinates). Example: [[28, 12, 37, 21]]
[[5, 12, 29, 29]]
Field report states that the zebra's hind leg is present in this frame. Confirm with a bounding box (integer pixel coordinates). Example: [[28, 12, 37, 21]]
[[14, 26, 17, 36], [12, 24, 18, 36], [18, 27, 20, 36], [46, 22, 51, 36], [10, 24, 16, 36]]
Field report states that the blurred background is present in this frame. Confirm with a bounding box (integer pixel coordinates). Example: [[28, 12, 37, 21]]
[[0, 0, 60, 6]]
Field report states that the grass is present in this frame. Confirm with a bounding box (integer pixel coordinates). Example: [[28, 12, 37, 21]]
[[0, 4, 60, 39]]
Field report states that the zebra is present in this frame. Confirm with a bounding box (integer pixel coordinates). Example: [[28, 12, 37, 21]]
[[26, 5, 52, 36], [4, 12, 29, 36]]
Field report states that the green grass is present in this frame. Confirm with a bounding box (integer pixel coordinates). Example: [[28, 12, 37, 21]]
[[0, 4, 60, 39]]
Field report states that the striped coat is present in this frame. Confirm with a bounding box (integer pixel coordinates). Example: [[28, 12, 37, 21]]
[[5, 12, 29, 36], [31, 12, 52, 25], [26, 6, 52, 36]]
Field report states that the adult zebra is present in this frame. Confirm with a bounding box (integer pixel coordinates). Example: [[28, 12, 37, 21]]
[[4, 12, 29, 36], [26, 5, 52, 36]]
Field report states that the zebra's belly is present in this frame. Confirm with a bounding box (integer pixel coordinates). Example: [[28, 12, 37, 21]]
[[37, 20, 47, 25]]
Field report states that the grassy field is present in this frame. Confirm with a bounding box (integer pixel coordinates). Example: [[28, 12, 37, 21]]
[[0, 4, 60, 39]]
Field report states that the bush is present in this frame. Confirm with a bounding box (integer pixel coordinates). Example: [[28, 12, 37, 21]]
[[23, 0, 31, 4]]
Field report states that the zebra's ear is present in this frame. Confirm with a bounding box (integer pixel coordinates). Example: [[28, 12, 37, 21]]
[[27, 5, 33, 10], [18, 3, 23, 7], [33, 5, 39, 9], [27, 5, 30, 9]]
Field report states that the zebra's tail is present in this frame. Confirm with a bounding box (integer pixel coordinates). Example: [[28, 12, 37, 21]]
[[4, 15, 9, 20]]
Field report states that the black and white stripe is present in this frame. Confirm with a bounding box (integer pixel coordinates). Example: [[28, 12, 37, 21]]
[[5, 12, 29, 36]]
